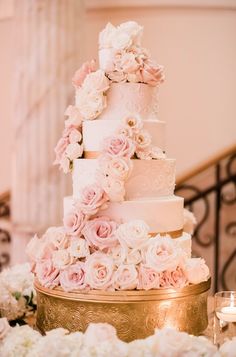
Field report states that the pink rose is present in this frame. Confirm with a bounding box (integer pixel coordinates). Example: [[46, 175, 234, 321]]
[[54, 137, 69, 164], [72, 59, 96, 87], [59, 262, 87, 291], [35, 259, 59, 288], [99, 174, 125, 202], [68, 128, 82, 144], [0, 318, 11, 340], [102, 134, 135, 158], [113, 264, 138, 290], [44, 226, 69, 250], [63, 208, 87, 236], [137, 265, 160, 290], [140, 60, 164, 86], [159, 267, 187, 289], [82, 217, 118, 251], [85, 252, 114, 290], [107, 71, 127, 83], [99, 155, 132, 181], [77, 184, 109, 215], [116, 52, 140, 73], [183, 258, 209, 285]]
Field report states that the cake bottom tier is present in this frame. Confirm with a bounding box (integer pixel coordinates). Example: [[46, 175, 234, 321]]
[[35, 278, 211, 342]]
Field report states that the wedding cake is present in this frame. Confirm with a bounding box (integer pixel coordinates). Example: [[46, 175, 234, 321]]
[[27, 21, 210, 340]]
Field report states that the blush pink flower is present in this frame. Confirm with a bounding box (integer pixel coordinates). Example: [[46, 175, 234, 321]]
[[77, 184, 109, 215], [26, 234, 56, 266], [64, 105, 82, 127], [159, 268, 187, 289], [35, 259, 59, 288], [59, 262, 87, 292], [63, 208, 87, 236], [85, 252, 114, 290], [82, 217, 118, 251], [72, 59, 96, 87], [0, 318, 11, 340], [54, 137, 69, 164], [102, 134, 135, 158], [137, 265, 160, 290], [140, 59, 164, 87], [113, 264, 138, 290]]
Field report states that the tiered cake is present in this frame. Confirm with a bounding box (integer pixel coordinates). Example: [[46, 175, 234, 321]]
[[27, 21, 210, 341]]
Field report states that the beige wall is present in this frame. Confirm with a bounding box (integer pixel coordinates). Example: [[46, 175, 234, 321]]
[[85, 3, 236, 176], [0, 18, 13, 194], [0, 2, 236, 193]]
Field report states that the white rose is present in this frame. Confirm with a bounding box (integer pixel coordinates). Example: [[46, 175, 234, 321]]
[[113, 264, 138, 290], [52, 250, 74, 269], [0, 318, 11, 340], [183, 208, 197, 235], [65, 143, 83, 160], [183, 258, 209, 285], [99, 48, 116, 72], [116, 220, 150, 249], [107, 244, 127, 266], [85, 252, 114, 290], [60, 155, 70, 173], [99, 155, 133, 181], [99, 22, 117, 49], [83, 69, 110, 93], [76, 88, 106, 120], [69, 128, 82, 144], [100, 175, 125, 202], [135, 129, 152, 149], [219, 337, 236, 357], [64, 105, 82, 127], [117, 125, 134, 138], [118, 21, 143, 46], [151, 328, 193, 357], [111, 29, 132, 50], [122, 114, 143, 133], [68, 237, 90, 259], [126, 248, 142, 265], [189, 336, 218, 357], [150, 146, 166, 159], [44, 226, 69, 250], [127, 72, 142, 83], [144, 236, 182, 272]]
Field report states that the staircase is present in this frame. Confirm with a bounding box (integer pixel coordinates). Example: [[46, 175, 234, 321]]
[[0, 191, 11, 271], [176, 144, 236, 292]]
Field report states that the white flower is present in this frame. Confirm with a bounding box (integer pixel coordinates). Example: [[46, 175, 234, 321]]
[[76, 88, 106, 120], [60, 155, 70, 173], [68, 237, 90, 259], [83, 69, 110, 93], [183, 208, 197, 235], [189, 335, 218, 357], [118, 21, 143, 46], [0, 325, 40, 357], [68, 128, 82, 144], [135, 130, 152, 149], [150, 146, 166, 159], [44, 226, 69, 250], [113, 264, 138, 290], [115, 220, 150, 249], [126, 248, 142, 265], [183, 258, 209, 285], [122, 114, 143, 133], [65, 142, 83, 160], [107, 71, 127, 83], [111, 29, 132, 50], [99, 22, 117, 49], [52, 250, 74, 270], [100, 175, 126, 202], [219, 337, 236, 357], [99, 155, 133, 181], [144, 236, 183, 272], [64, 105, 82, 127]]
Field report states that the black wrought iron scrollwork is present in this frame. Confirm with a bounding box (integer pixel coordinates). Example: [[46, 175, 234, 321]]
[[176, 153, 236, 292], [0, 194, 11, 272]]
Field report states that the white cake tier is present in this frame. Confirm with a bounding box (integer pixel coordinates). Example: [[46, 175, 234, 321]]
[[64, 195, 184, 233], [95, 82, 159, 121], [72, 158, 176, 200], [82, 119, 165, 152]]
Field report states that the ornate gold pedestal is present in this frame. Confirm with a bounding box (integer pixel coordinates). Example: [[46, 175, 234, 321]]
[[35, 278, 211, 342]]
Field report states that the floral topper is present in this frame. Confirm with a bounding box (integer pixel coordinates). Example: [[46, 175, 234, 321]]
[[99, 21, 165, 86]]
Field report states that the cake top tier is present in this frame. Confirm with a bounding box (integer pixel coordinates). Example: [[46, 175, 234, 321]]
[[98, 21, 164, 86]]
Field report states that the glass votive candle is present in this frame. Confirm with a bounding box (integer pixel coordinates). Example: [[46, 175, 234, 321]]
[[214, 291, 236, 345]]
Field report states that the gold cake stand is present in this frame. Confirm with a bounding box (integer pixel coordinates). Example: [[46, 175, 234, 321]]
[[35, 278, 211, 342]]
